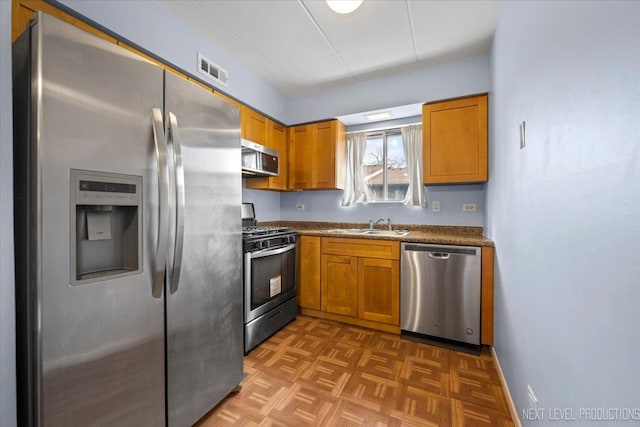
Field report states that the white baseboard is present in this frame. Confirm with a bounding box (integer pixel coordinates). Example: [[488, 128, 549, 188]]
[[491, 346, 522, 427]]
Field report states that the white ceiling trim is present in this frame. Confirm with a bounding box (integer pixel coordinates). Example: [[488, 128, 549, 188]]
[[405, 0, 419, 63]]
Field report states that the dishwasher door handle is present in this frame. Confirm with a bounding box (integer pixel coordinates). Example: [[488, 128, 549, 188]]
[[428, 252, 450, 260]]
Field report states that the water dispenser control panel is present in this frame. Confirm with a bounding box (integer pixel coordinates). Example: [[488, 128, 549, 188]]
[[75, 176, 140, 206], [70, 169, 143, 285]]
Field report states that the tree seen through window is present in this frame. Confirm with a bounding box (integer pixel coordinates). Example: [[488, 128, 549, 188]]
[[362, 130, 408, 202]]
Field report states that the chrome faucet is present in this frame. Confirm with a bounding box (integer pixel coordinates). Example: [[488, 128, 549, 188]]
[[387, 218, 392, 231], [369, 218, 385, 229]]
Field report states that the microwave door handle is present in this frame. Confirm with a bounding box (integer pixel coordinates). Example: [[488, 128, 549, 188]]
[[249, 243, 296, 259], [167, 112, 185, 294], [151, 107, 169, 298]]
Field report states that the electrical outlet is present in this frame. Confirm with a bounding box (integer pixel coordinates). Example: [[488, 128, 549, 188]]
[[527, 385, 538, 410], [519, 121, 526, 149], [431, 201, 440, 212], [463, 203, 476, 212], [296, 204, 305, 211]]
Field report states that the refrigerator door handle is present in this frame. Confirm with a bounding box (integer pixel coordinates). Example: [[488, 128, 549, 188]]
[[167, 112, 185, 293], [151, 107, 169, 298]]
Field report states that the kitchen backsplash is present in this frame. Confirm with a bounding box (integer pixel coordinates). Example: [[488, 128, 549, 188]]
[[243, 184, 485, 226]]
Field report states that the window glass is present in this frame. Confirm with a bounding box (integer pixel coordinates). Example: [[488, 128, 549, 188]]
[[363, 130, 408, 202]]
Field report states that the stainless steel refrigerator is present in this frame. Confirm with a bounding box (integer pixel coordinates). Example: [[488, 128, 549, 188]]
[[13, 12, 243, 426]]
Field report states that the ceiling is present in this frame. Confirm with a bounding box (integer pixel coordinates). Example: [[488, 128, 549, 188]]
[[156, 0, 502, 123]]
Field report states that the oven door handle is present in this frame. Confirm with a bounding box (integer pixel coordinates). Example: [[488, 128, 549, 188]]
[[249, 243, 296, 259]]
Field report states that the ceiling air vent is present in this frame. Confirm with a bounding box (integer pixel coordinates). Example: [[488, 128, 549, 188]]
[[197, 53, 229, 87]]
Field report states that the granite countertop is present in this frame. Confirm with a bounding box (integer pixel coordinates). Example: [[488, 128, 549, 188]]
[[261, 221, 494, 247]]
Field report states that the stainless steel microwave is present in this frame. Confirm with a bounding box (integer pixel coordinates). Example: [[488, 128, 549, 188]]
[[241, 139, 279, 178]]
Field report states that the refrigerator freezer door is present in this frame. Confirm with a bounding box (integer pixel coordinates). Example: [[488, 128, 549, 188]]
[[164, 72, 243, 426], [14, 13, 165, 425]]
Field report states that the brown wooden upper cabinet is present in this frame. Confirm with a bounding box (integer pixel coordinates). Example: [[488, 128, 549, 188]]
[[241, 106, 268, 145], [289, 119, 346, 190], [213, 91, 242, 109], [422, 94, 488, 184], [12, 0, 117, 43], [235, 105, 288, 191]]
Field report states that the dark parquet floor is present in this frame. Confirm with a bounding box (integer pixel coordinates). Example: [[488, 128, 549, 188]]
[[198, 316, 515, 426]]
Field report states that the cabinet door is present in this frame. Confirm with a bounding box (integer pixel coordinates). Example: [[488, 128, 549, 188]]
[[289, 125, 313, 189], [358, 258, 399, 325], [242, 106, 268, 145], [245, 120, 288, 190], [298, 236, 321, 310], [312, 120, 346, 190], [312, 121, 336, 189], [322, 237, 399, 260], [321, 254, 358, 317], [268, 121, 288, 190], [423, 94, 488, 184]]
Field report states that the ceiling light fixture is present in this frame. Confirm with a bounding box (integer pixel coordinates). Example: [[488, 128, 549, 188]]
[[364, 111, 392, 121], [326, 0, 363, 14]]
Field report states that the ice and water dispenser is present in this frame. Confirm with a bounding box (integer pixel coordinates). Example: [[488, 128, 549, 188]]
[[70, 169, 142, 284]]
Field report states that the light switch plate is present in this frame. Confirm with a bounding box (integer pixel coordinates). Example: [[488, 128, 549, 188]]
[[431, 201, 440, 212], [463, 203, 476, 212], [296, 204, 305, 211]]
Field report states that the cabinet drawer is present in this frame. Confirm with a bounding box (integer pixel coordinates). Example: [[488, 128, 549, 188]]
[[321, 237, 399, 260]]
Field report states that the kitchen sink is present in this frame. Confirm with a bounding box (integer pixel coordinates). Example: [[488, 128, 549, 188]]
[[363, 229, 410, 236], [325, 228, 366, 234], [325, 228, 410, 237]]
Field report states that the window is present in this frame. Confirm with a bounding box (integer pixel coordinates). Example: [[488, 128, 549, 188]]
[[362, 129, 408, 202]]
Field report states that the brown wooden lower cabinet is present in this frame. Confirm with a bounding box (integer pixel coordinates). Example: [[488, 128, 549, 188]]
[[297, 236, 321, 310], [321, 254, 358, 316], [298, 236, 495, 343], [299, 237, 400, 333], [357, 257, 399, 325], [481, 246, 494, 345]]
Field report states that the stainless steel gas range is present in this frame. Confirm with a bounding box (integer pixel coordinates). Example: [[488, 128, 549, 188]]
[[241, 203, 297, 353]]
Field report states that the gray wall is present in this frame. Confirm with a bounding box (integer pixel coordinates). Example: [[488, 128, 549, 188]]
[[279, 186, 485, 226], [287, 54, 489, 124], [486, 2, 640, 426], [242, 188, 281, 222], [0, 1, 16, 425], [243, 185, 486, 227]]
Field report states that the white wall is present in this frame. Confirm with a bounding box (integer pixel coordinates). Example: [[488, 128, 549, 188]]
[[58, 0, 288, 122], [487, 2, 640, 426], [0, 1, 16, 425]]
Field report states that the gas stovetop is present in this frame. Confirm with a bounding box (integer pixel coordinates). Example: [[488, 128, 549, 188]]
[[242, 225, 294, 238], [241, 202, 295, 239], [242, 225, 296, 252]]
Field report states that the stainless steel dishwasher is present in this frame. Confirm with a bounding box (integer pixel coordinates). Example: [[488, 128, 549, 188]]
[[401, 243, 481, 345]]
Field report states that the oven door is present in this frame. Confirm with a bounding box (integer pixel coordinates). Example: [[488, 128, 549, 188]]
[[244, 243, 296, 323]]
